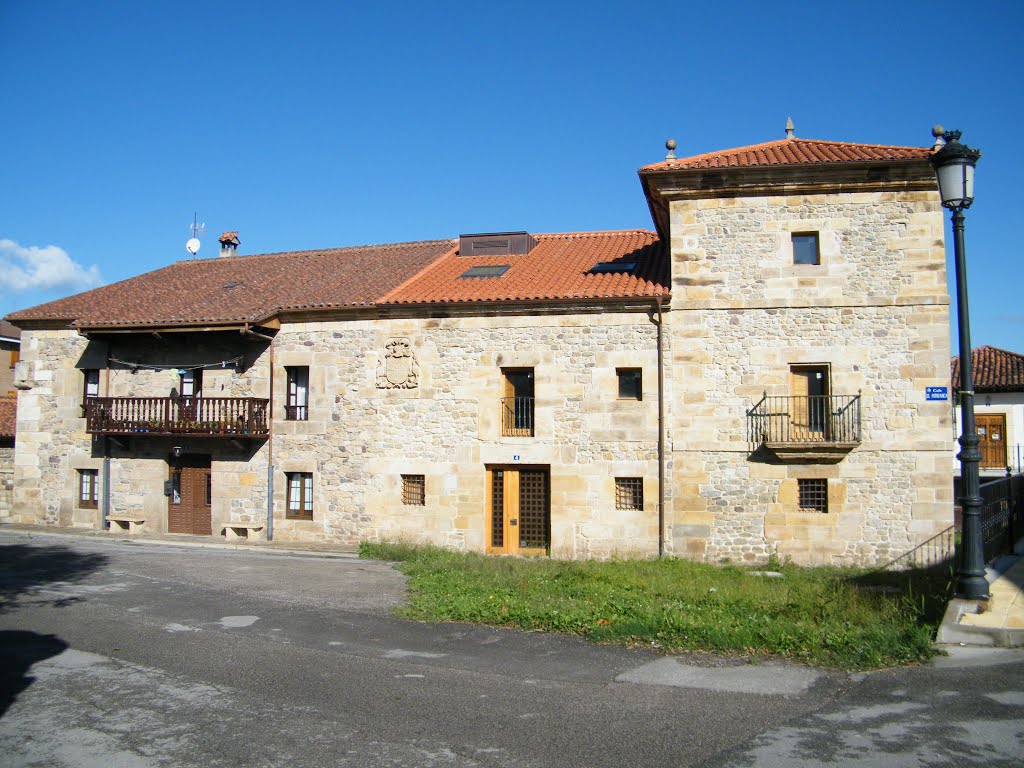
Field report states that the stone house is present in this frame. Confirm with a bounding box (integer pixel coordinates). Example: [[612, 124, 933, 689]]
[[951, 346, 1024, 479], [3, 129, 954, 565], [0, 320, 20, 396]]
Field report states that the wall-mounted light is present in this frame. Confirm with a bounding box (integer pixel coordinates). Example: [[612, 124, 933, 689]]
[[171, 446, 184, 459]]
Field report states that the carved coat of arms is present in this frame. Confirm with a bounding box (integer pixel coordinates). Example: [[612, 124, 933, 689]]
[[376, 338, 419, 389]]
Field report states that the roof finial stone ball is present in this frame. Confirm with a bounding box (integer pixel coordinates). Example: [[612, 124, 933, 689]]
[[665, 138, 677, 151], [932, 124, 945, 138]]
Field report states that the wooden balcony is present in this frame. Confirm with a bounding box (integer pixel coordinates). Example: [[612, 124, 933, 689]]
[[84, 396, 269, 437], [747, 393, 861, 462]]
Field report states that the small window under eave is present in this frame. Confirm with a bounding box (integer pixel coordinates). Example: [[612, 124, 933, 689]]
[[460, 265, 511, 279]]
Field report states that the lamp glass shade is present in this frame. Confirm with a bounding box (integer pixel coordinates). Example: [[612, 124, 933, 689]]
[[935, 156, 975, 208]]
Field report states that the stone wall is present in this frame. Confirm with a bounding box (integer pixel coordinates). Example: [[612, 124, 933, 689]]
[[666, 191, 953, 565], [11, 310, 666, 558], [0, 440, 13, 518]]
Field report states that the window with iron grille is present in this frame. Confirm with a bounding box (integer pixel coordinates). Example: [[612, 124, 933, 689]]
[[617, 368, 642, 400], [798, 478, 828, 513], [615, 477, 644, 511], [286, 366, 309, 421], [402, 474, 425, 506], [78, 469, 99, 509], [286, 472, 313, 520]]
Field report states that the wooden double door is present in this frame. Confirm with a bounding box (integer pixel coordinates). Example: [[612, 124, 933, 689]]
[[487, 466, 550, 555], [976, 414, 1007, 470], [168, 456, 212, 534]]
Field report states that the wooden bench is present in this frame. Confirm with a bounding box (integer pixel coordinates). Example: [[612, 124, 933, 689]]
[[222, 523, 265, 542], [106, 515, 146, 534]]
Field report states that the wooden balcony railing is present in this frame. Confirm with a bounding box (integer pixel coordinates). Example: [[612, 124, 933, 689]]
[[501, 396, 535, 437], [84, 396, 270, 437], [747, 393, 861, 448]]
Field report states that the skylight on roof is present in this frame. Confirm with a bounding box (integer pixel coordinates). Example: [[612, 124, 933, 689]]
[[460, 265, 510, 279], [590, 261, 636, 274]]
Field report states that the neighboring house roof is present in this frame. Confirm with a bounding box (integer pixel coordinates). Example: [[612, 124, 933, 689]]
[[951, 346, 1024, 393], [0, 320, 21, 341], [0, 395, 15, 438], [640, 137, 933, 173], [5, 240, 456, 329], [382, 230, 667, 306]]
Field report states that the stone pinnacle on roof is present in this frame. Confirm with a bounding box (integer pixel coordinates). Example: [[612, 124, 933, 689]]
[[664, 138, 677, 160], [785, 117, 795, 139], [932, 124, 946, 150]]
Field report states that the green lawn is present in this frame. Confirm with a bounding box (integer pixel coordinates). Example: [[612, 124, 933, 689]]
[[360, 541, 953, 670]]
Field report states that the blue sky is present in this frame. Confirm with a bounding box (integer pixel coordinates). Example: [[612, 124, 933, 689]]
[[1, 1, 1020, 354]]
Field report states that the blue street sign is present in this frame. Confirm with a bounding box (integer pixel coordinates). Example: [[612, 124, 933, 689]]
[[926, 386, 949, 401]]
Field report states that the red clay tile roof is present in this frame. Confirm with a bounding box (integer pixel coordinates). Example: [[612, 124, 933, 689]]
[[381, 230, 667, 306], [0, 320, 20, 340], [951, 346, 1024, 392], [641, 137, 933, 172], [0, 395, 15, 438], [6, 240, 456, 329]]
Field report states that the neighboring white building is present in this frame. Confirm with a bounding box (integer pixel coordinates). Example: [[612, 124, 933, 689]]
[[952, 346, 1024, 479]]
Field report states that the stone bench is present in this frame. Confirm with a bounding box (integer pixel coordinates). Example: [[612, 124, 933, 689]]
[[222, 523, 265, 542], [106, 515, 146, 534]]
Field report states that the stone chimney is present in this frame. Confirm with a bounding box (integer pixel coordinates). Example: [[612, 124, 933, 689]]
[[218, 231, 240, 257]]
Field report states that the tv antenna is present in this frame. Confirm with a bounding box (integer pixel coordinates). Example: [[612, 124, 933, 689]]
[[185, 211, 206, 256]]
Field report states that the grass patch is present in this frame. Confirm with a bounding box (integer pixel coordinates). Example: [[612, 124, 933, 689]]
[[359, 542, 954, 670]]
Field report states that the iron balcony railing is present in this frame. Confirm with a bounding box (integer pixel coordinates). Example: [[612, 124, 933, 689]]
[[84, 396, 270, 437], [747, 392, 861, 446], [501, 396, 535, 437], [978, 472, 1024, 564]]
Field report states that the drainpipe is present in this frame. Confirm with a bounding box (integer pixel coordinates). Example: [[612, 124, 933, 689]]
[[242, 325, 276, 540], [655, 297, 666, 558], [102, 439, 111, 529]]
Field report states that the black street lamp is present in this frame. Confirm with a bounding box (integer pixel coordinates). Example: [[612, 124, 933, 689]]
[[929, 126, 987, 600]]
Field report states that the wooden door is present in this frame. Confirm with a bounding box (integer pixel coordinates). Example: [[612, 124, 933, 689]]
[[790, 365, 830, 440], [168, 457, 212, 534], [486, 467, 549, 555], [976, 414, 1007, 470]]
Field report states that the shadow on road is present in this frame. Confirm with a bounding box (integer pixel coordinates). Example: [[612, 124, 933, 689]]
[[0, 542, 109, 718], [0, 630, 68, 717], [0, 542, 110, 614]]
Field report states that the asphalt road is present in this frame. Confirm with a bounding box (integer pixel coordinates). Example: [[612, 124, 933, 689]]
[[1, 529, 1022, 767]]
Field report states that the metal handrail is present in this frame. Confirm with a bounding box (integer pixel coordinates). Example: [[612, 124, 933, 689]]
[[501, 396, 534, 437], [747, 391, 862, 446]]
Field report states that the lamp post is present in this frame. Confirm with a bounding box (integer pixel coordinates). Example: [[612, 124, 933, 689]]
[[929, 126, 987, 600]]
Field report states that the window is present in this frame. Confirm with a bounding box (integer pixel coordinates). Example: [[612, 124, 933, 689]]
[[501, 368, 535, 437], [286, 366, 309, 421], [180, 369, 203, 398], [617, 368, 642, 400], [8, 347, 18, 369], [460, 265, 510, 279], [78, 469, 99, 509], [286, 472, 313, 520], [83, 369, 99, 401], [402, 474, 425, 506], [792, 232, 820, 265], [591, 261, 636, 274], [615, 477, 644, 511], [798, 479, 828, 513]]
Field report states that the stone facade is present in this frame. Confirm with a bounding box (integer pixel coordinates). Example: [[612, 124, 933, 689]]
[[12, 310, 665, 559], [666, 192, 953, 564]]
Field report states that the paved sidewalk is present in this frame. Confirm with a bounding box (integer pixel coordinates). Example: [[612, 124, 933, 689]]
[[0, 522, 360, 559], [938, 547, 1024, 647]]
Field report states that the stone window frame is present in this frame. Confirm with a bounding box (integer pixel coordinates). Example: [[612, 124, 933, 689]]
[[614, 477, 644, 511], [285, 471, 314, 520], [78, 468, 99, 509], [616, 367, 642, 401], [401, 474, 426, 506]]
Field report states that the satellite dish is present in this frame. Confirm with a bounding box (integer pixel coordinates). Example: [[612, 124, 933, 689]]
[[186, 237, 201, 255]]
